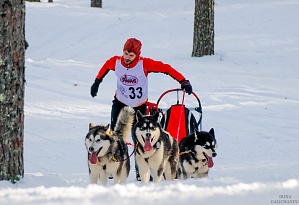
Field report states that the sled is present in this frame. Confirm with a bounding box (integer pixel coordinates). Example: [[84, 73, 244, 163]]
[[146, 89, 203, 143]]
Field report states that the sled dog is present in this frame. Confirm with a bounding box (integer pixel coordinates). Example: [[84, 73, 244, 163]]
[[132, 110, 179, 183], [85, 106, 135, 185], [177, 128, 217, 179]]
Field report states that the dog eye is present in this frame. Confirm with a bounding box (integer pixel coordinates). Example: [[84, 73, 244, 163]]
[[139, 126, 146, 131], [150, 126, 155, 130], [96, 139, 101, 142]]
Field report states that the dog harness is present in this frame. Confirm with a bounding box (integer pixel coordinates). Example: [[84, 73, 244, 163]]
[[115, 59, 148, 107]]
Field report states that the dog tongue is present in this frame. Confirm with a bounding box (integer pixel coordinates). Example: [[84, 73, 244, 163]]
[[90, 152, 97, 164], [144, 139, 152, 151], [208, 156, 214, 168]]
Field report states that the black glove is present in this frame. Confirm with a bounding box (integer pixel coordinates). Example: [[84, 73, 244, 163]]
[[90, 78, 102, 97], [180, 79, 193, 95]]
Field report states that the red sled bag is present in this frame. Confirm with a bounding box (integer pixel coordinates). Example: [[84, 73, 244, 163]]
[[160, 104, 198, 142]]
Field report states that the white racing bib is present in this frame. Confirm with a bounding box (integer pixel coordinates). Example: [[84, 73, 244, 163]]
[[115, 60, 148, 107]]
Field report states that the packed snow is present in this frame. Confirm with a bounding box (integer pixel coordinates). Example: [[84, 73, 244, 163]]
[[1, 0, 299, 204]]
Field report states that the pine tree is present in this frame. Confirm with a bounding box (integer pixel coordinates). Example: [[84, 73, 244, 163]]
[[192, 0, 215, 57], [91, 0, 102, 8], [0, 0, 26, 182]]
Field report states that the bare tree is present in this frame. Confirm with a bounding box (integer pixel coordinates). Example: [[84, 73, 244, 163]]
[[91, 0, 102, 8], [0, 0, 26, 182], [192, 0, 215, 57]]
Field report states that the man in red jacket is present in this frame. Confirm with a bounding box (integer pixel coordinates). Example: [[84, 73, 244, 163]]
[[90, 38, 192, 180], [91, 38, 192, 128]]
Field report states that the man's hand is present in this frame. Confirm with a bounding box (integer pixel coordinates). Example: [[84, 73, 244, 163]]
[[180, 79, 193, 95], [90, 78, 101, 97]]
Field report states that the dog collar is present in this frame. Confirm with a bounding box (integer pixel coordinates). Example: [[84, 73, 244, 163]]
[[179, 150, 195, 156]]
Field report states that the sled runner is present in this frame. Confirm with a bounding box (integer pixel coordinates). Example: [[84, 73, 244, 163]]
[[146, 89, 203, 143]]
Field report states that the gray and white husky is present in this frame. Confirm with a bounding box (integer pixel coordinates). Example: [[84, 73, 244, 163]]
[[177, 128, 217, 179], [85, 106, 135, 185], [132, 110, 179, 183]]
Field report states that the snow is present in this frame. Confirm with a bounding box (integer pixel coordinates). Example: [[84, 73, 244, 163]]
[[1, 0, 299, 204]]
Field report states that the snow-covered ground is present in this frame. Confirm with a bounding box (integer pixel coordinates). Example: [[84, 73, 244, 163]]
[[1, 0, 299, 204]]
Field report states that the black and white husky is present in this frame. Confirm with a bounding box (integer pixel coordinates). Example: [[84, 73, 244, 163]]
[[177, 128, 217, 179], [132, 111, 179, 183], [85, 106, 135, 185]]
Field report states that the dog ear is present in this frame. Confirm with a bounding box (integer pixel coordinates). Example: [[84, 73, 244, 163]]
[[153, 111, 159, 122], [89, 123, 95, 130], [136, 110, 143, 122], [194, 128, 199, 142], [209, 128, 215, 137], [105, 124, 112, 134], [194, 128, 201, 142]]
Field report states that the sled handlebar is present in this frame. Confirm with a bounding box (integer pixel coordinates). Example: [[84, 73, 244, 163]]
[[156, 88, 202, 111]]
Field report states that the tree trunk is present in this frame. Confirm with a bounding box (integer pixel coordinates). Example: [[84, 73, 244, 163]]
[[0, 0, 26, 182], [192, 0, 215, 57], [91, 0, 102, 8]]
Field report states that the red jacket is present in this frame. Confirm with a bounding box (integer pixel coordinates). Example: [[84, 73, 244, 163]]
[[96, 56, 186, 83]]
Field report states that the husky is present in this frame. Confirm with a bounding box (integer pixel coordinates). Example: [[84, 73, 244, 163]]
[[177, 128, 217, 179], [132, 110, 179, 183], [85, 106, 135, 185]]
